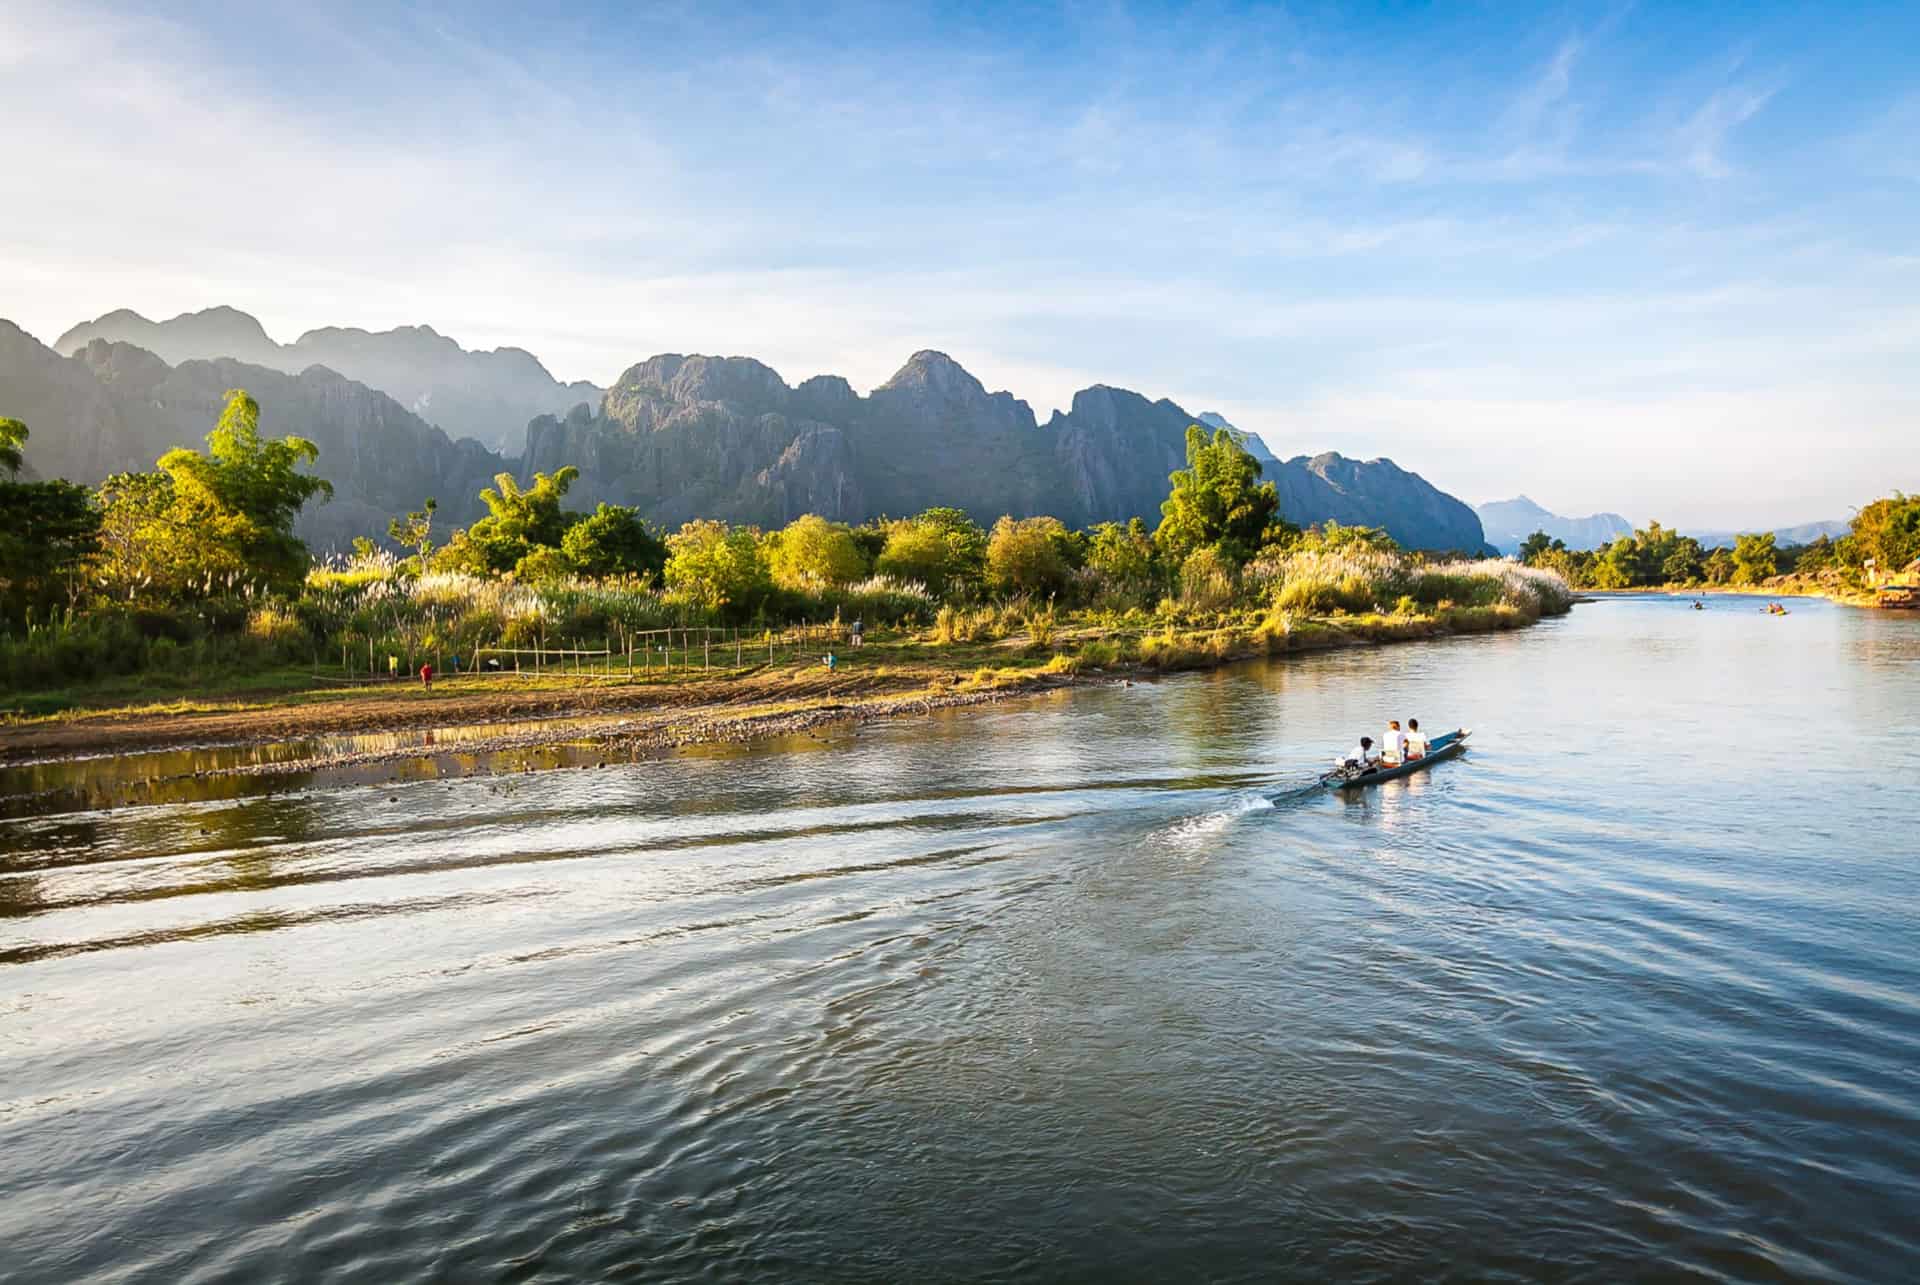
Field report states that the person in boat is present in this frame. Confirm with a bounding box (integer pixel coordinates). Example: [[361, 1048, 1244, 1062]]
[[1381, 719, 1408, 767], [1337, 736, 1377, 772], [1403, 718, 1428, 760]]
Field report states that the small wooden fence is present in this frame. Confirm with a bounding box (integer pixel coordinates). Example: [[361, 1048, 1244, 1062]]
[[338, 622, 860, 683]]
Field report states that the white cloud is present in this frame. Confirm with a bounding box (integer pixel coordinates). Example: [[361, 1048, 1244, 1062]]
[[0, 0, 1914, 530]]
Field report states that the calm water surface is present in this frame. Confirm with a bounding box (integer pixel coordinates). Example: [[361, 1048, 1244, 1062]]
[[3, 595, 1917, 1282]]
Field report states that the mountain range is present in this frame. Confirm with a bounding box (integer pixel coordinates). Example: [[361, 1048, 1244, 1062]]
[[1475, 497, 1634, 554], [4, 309, 1495, 553], [56, 307, 598, 453], [1477, 495, 1850, 554]]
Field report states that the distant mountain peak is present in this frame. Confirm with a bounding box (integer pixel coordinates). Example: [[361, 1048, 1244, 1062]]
[[1476, 496, 1633, 555], [879, 350, 985, 397], [51, 304, 602, 452]]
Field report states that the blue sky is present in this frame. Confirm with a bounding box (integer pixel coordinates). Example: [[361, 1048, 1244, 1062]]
[[3, 0, 1916, 526]]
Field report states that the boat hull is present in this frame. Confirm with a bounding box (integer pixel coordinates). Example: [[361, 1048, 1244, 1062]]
[[1325, 729, 1471, 790]]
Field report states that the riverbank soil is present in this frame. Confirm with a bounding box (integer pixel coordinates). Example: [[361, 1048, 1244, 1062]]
[[0, 608, 1552, 765]]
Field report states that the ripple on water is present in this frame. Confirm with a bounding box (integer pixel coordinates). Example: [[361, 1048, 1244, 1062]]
[[1, 597, 1917, 1280]]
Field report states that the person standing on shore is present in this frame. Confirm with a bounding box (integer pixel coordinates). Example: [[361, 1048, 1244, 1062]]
[[420, 662, 434, 690]]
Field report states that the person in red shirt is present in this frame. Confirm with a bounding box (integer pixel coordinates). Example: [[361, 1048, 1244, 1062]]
[[420, 662, 434, 689]]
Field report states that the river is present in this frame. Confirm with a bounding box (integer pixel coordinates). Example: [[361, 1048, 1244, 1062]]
[[3, 594, 1917, 1282]]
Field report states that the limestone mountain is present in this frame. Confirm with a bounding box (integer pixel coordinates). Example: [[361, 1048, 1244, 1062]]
[[526, 349, 1492, 549], [1, 321, 505, 550], [7, 319, 1492, 552], [56, 307, 599, 452], [1195, 411, 1280, 465], [1476, 496, 1633, 555]]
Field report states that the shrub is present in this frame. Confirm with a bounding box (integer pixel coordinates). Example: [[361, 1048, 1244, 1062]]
[[247, 605, 307, 650], [987, 516, 1079, 598], [1179, 547, 1236, 614]]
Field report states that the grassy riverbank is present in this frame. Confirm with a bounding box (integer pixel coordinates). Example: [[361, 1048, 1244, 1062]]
[[0, 592, 1563, 765]]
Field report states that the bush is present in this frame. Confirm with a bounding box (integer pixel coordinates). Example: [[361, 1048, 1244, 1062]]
[[247, 605, 307, 650], [1023, 602, 1057, 650], [987, 516, 1079, 598], [1179, 547, 1236, 614]]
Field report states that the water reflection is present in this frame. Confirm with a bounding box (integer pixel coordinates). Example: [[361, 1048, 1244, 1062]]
[[0, 597, 1916, 1281]]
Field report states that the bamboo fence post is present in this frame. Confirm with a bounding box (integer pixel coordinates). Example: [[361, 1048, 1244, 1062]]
[[735, 627, 741, 668], [705, 627, 711, 671]]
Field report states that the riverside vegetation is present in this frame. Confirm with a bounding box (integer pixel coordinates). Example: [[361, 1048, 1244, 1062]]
[[1515, 498, 1920, 598], [0, 391, 1572, 726]]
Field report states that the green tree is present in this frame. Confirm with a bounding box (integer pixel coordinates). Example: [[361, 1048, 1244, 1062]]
[[388, 497, 437, 565], [985, 515, 1079, 598], [0, 418, 101, 617], [1789, 535, 1836, 578], [1154, 425, 1284, 566], [664, 519, 771, 614], [0, 416, 26, 478], [768, 514, 868, 587], [98, 389, 332, 597], [1847, 493, 1920, 579], [1703, 547, 1735, 585], [1732, 532, 1778, 585], [1661, 536, 1705, 585], [445, 467, 580, 574], [561, 503, 667, 581], [874, 507, 988, 597], [1518, 530, 1560, 563], [513, 546, 574, 584], [1086, 518, 1161, 605]]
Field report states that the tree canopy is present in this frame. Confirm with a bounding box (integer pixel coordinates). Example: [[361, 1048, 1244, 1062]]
[[561, 503, 667, 581], [986, 515, 1081, 597], [97, 389, 331, 597], [874, 508, 988, 597], [1154, 425, 1285, 566], [663, 520, 771, 613], [768, 514, 868, 588], [0, 416, 100, 618]]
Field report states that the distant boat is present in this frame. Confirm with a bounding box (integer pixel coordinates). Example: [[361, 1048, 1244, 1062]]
[[1322, 730, 1471, 790]]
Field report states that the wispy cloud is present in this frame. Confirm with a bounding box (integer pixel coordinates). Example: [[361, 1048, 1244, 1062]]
[[0, 0, 1915, 526], [1670, 83, 1776, 177]]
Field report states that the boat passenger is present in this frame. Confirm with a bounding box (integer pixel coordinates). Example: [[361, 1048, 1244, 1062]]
[[1403, 718, 1428, 760], [1338, 736, 1377, 771], [1381, 719, 1407, 766]]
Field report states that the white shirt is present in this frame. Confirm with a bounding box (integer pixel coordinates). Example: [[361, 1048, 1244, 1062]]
[[1339, 744, 1373, 767], [1404, 729, 1429, 757], [1382, 727, 1408, 763]]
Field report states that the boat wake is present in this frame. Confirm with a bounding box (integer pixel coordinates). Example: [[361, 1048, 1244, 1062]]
[[1160, 792, 1277, 850]]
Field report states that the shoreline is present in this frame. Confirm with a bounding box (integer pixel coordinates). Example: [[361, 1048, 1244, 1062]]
[[0, 606, 1561, 782], [1582, 584, 1879, 607]]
